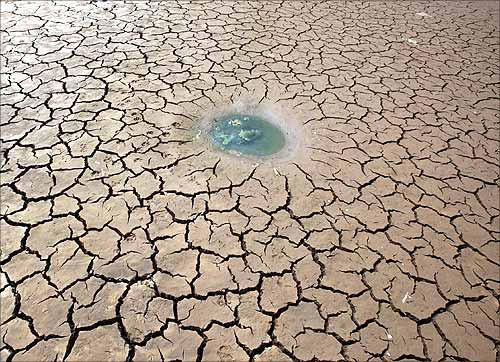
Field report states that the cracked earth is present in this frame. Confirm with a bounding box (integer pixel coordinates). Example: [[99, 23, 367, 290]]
[[1, 1, 499, 361]]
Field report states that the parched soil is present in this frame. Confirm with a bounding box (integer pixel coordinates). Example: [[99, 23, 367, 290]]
[[0, 1, 499, 361]]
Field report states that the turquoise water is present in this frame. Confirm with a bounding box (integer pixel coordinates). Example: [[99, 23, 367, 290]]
[[209, 114, 286, 156]]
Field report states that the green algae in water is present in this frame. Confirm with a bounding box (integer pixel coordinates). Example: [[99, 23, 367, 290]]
[[210, 114, 286, 156]]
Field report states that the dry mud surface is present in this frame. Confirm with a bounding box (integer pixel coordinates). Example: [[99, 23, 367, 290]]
[[1, 1, 499, 361]]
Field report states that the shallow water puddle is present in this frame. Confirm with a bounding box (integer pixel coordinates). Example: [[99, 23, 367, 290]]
[[209, 114, 286, 156]]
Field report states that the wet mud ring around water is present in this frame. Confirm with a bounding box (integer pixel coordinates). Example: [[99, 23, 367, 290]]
[[193, 101, 308, 162]]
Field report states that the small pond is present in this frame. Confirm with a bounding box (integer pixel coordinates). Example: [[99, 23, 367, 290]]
[[209, 114, 286, 157]]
